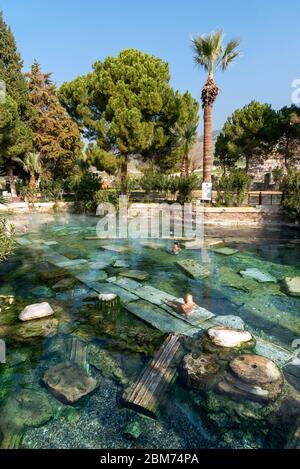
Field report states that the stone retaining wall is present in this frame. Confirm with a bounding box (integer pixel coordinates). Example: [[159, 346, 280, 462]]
[[204, 206, 286, 226], [0, 201, 290, 226], [0, 201, 74, 214]]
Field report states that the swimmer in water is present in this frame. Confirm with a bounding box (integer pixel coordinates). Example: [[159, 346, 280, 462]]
[[171, 241, 181, 255], [177, 293, 194, 318]]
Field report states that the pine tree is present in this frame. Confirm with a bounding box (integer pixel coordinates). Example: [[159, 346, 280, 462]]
[[0, 11, 33, 197], [26, 61, 82, 178], [0, 95, 32, 197], [0, 11, 31, 120]]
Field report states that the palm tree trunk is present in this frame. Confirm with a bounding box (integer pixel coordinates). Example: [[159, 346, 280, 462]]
[[7, 166, 17, 199], [120, 156, 128, 195], [181, 153, 188, 178], [29, 174, 36, 186], [245, 155, 250, 173], [284, 138, 290, 171], [203, 104, 213, 183]]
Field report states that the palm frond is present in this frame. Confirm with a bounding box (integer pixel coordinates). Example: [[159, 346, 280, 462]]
[[21, 152, 42, 175], [191, 30, 240, 76], [192, 30, 224, 75], [222, 38, 241, 70], [170, 122, 198, 153]]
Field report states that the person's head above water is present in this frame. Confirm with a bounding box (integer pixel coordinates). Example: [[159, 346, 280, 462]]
[[184, 293, 193, 304]]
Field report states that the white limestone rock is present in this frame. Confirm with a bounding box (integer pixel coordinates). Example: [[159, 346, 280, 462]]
[[19, 302, 54, 322], [207, 326, 252, 348]]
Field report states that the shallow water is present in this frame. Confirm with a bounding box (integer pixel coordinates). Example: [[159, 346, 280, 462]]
[[0, 213, 299, 449]]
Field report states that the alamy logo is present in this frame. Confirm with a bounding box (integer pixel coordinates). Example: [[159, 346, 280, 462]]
[[0, 339, 6, 364], [95, 196, 204, 240]]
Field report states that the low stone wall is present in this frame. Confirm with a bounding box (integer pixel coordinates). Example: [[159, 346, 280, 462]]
[[0, 201, 74, 214], [128, 203, 287, 226], [0, 201, 290, 226], [204, 206, 286, 226]]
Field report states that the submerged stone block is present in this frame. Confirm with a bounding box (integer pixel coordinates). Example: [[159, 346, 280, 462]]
[[254, 337, 292, 367], [0, 390, 53, 449], [124, 300, 199, 336], [100, 244, 130, 253], [110, 281, 215, 327], [119, 270, 149, 281], [182, 240, 203, 250], [31, 286, 53, 298], [113, 260, 131, 268], [199, 315, 245, 331], [52, 277, 78, 291], [88, 344, 128, 385], [176, 259, 211, 279], [11, 317, 58, 342], [284, 358, 300, 391], [240, 268, 277, 283], [16, 238, 32, 246], [212, 247, 239, 256], [55, 258, 88, 268], [140, 241, 165, 250], [106, 276, 142, 291], [75, 270, 108, 285], [283, 277, 300, 297], [88, 260, 112, 270], [43, 361, 98, 404]]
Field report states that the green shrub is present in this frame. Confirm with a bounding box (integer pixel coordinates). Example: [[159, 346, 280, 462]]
[[272, 166, 284, 188], [140, 169, 200, 203], [0, 219, 15, 262], [69, 172, 102, 213], [94, 189, 119, 208], [216, 169, 251, 207], [40, 178, 64, 201], [140, 171, 170, 194], [17, 182, 39, 204], [280, 169, 300, 222], [114, 176, 141, 197], [176, 174, 200, 204]]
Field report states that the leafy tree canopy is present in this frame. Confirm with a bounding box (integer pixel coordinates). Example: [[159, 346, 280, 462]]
[[0, 95, 32, 165], [271, 105, 300, 170], [85, 143, 119, 175], [215, 101, 277, 172], [59, 49, 199, 172]]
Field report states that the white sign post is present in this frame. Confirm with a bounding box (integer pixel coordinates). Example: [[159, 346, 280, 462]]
[[201, 182, 212, 201]]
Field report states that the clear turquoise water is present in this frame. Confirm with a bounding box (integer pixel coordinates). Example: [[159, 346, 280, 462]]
[[0, 213, 299, 449]]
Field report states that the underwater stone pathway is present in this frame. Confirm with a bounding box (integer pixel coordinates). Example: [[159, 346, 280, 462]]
[[34, 245, 294, 367]]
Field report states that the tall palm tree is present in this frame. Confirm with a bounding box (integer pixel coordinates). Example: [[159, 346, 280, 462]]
[[192, 30, 240, 182], [171, 122, 198, 177], [18, 152, 42, 186]]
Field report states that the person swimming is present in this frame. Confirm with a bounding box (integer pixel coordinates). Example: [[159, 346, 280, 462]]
[[178, 293, 194, 318], [164, 293, 195, 319], [171, 241, 181, 255]]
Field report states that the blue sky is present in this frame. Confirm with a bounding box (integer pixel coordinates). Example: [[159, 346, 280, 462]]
[[1, 0, 300, 130]]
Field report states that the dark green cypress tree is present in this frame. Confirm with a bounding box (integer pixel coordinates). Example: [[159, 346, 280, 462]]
[[0, 10, 31, 120], [0, 11, 33, 197]]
